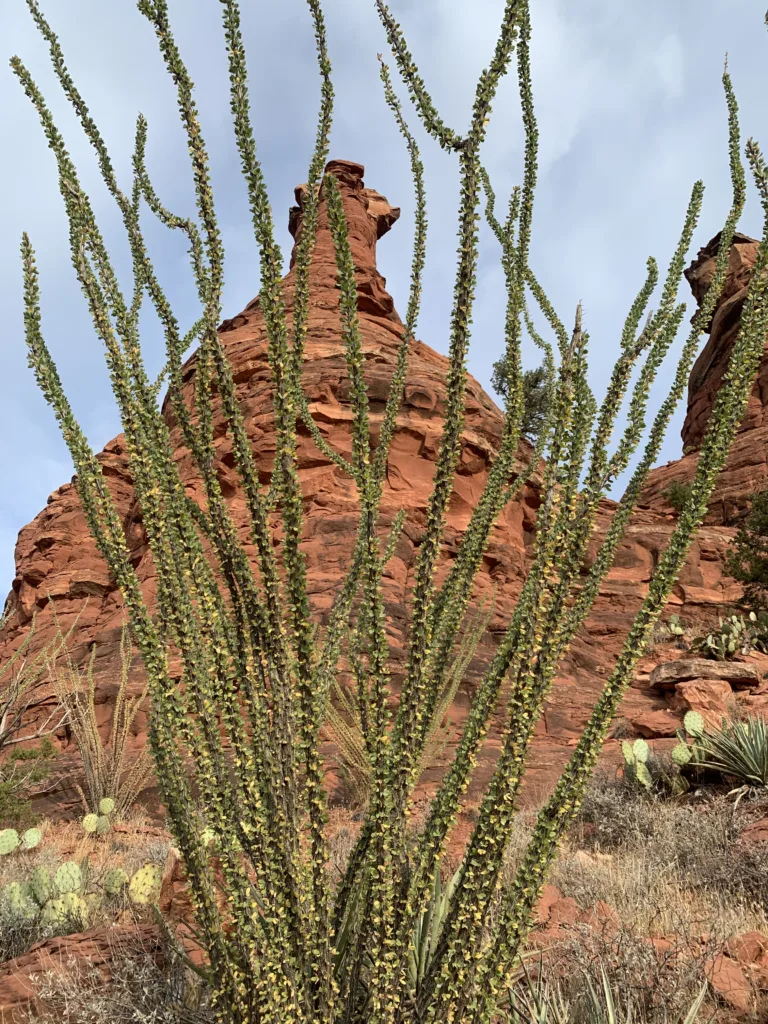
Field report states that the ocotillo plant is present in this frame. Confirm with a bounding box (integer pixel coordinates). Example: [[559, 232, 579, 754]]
[[10, 0, 768, 1022]]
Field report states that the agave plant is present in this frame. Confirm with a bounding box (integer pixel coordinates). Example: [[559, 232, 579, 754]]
[[9, 0, 768, 1022]]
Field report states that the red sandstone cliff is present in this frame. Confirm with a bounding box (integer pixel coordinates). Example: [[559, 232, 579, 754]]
[[1, 161, 767, 813]]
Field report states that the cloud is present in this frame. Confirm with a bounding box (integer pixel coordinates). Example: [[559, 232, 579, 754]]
[[654, 34, 686, 99]]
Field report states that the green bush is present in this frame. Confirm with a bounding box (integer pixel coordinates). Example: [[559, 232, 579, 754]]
[[727, 486, 768, 610], [662, 480, 694, 513], [491, 362, 551, 443], [0, 738, 57, 830]]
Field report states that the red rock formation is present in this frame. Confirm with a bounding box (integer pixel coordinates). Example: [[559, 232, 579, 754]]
[[1, 160, 768, 813], [0, 159, 541, 810]]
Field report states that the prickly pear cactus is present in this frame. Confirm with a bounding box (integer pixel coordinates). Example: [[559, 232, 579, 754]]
[[54, 861, 83, 895], [672, 742, 693, 766], [2, 881, 36, 922], [95, 815, 111, 837], [684, 710, 705, 739], [98, 797, 115, 816], [634, 762, 652, 789], [82, 814, 99, 835], [41, 891, 89, 930], [102, 868, 129, 895], [632, 739, 650, 763], [0, 829, 20, 856], [20, 828, 42, 851], [621, 738, 653, 789], [30, 866, 54, 906], [128, 863, 162, 906]]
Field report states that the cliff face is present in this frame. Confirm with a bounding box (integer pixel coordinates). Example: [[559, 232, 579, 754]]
[[1, 162, 767, 813]]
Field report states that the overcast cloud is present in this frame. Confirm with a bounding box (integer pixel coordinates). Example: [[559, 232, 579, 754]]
[[0, 0, 766, 594]]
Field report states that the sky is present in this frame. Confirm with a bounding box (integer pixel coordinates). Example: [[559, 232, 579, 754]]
[[0, 0, 766, 596]]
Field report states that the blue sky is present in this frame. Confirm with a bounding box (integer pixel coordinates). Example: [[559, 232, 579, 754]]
[[0, 0, 766, 596]]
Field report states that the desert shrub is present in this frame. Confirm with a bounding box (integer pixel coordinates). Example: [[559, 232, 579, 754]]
[[11, 0, 768, 1020], [0, 737, 57, 828], [48, 618, 153, 819], [0, 608, 79, 827], [506, 960, 708, 1024], [570, 779, 768, 912], [538, 934, 714, 1024], [727, 486, 768, 611], [32, 931, 214, 1024], [325, 591, 493, 807], [662, 480, 694, 513]]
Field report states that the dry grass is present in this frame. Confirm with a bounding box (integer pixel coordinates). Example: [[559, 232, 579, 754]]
[[531, 775, 768, 1021], [31, 929, 213, 1024]]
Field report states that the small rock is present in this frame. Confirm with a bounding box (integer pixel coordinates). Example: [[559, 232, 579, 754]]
[[740, 819, 768, 846], [726, 931, 768, 965], [548, 896, 581, 929], [631, 709, 682, 738], [705, 953, 752, 1013], [533, 884, 562, 927]]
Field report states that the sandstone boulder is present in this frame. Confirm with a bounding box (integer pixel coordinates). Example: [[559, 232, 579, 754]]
[[667, 679, 734, 729], [650, 659, 761, 690]]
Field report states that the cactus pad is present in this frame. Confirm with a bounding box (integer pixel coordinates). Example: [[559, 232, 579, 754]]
[[98, 797, 115, 816], [684, 710, 705, 739], [621, 740, 634, 765], [671, 742, 693, 766], [128, 862, 162, 906], [30, 866, 54, 906], [41, 891, 88, 930], [635, 762, 652, 789], [0, 829, 20, 856], [54, 861, 83, 895], [21, 828, 42, 851], [103, 868, 129, 895], [3, 881, 36, 921], [95, 815, 111, 837], [82, 814, 99, 835], [632, 739, 650, 763]]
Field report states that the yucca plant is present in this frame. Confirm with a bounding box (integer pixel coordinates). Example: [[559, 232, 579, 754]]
[[505, 962, 710, 1024], [326, 586, 494, 806], [9, 1, 768, 1023], [696, 714, 768, 790]]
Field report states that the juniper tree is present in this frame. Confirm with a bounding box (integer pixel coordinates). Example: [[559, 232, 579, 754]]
[[10, 0, 768, 1022], [727, 487, 768, 610], [491, 361, 550, 441]]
